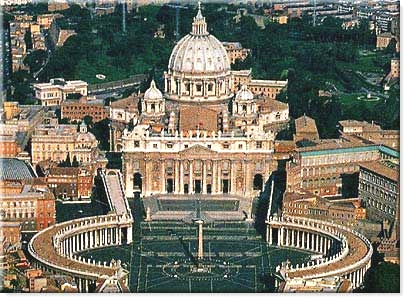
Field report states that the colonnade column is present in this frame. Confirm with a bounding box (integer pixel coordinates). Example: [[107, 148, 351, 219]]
[[90, 230, 94, 248], [301, 231, 305, 249], [320, 236, 324, 254], [296, 230, 300, 248], [127, 226, 133, 244], [117, 227, 122, 245], [277, 227, 284, 246], [285, 229, 289, 246]]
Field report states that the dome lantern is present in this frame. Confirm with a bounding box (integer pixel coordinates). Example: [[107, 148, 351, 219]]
[[192, 1, 208, 36]]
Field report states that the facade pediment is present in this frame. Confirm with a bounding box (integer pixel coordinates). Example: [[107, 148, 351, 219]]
[[180, 144, 217, 157]]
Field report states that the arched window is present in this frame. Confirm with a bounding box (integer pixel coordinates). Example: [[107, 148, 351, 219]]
[[253, 174, 263, 191]]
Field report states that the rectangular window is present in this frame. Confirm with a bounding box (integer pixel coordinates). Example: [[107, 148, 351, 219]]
[[153, 144, 158, 149], [256, 141, 262, 149]]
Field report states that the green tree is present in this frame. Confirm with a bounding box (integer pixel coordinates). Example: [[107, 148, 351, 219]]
[[24, 30, 32, 50], [23, 49, 47, 73], [72, 155, 79, 167], [362, 262, 400, 293]]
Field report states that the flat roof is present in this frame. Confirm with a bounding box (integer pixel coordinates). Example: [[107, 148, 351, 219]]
[[360, 161, 399, 182]]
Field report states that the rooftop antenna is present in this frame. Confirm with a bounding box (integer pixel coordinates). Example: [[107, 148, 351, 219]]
[[313, 0, 317, 27], [122, 0, 126, 33], [166, 1, 188, 42]]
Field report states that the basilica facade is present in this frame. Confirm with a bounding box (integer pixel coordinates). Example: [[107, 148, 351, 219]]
[[120, 4, 289, 198]]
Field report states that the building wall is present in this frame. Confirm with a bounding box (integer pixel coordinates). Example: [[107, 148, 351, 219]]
[[31, 125, 98, 165], [61, 102, 109, 122], [358, 167, 398, 223], [36, 197, 56, 230], [0, 137, 20, 157], [286, 147, 380, 196], [0, 222, 21, 252], [0, 192, 55, 233], [123, 147, 277, 198]]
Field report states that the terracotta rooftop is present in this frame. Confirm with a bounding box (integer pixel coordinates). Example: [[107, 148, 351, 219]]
[[296, 139, 368, 153], [338, 120, 382, 132], [256, 97, 289, 113], [110, 94, 139, 110], [179, 105, 218, 132], [295, 115, 318, 135]]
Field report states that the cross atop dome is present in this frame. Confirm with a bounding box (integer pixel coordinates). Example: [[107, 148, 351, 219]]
[[192, 1, 208, 35], [196, 1, 203, 19]]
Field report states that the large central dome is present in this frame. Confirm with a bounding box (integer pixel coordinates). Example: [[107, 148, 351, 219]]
[[164, 3, 233, 104], [168, 7, 230, 74]]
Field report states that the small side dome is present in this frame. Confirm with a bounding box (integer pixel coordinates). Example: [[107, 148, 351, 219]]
[[76, 132, 96, 143], [235, 84, 253, 101], [144, 80, 163, 100]]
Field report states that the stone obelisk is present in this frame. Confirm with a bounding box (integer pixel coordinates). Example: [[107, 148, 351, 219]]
[[196, 220, 204, 260]]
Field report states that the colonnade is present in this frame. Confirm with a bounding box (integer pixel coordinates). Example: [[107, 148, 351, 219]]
[[29, 214, 134, 293], [267, 226, 333, 256], [57, 226, 130, 257], [266, 215, 373, 290]]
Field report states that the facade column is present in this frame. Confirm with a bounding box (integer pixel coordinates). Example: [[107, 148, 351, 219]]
[[217, 161, 221, 194], [202, 161, 207, 194], [180, 160, 184, 194], [315, 234, 319, 252], [161, 160, 166, 194], [189, 160, 193, 194], [230, 161, 235, 194], [174, 161, 179, 194], [301, 231, 305, 249], [291, 229, 295, 246], [212, 160, 217, 194]]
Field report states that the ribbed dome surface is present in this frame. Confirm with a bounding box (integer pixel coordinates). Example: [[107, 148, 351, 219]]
[[168, 35, 230, 74], [144, 80, 163, 100], [236, 84, 253, 101], [76, 132, 96, 143], [168, 4, 230, 75]]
